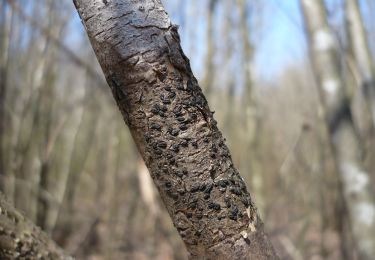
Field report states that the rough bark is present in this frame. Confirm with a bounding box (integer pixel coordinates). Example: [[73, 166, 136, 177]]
[[0, 194, 70, 259], [301, 0, 375, 259], [73, 0, 278, 259]]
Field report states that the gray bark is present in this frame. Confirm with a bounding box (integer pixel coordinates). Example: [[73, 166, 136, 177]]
[[345, 0, 375, 136], [0, 194, 70, 259], [73, 0, 278, 259], [301, 0, 375, 259]]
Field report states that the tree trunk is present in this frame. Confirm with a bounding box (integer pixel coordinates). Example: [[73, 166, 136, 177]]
[[55, 80, 98, 245], [301, 0, 375, 259], [0, 193, 70, 259], [202, 0, 218, 97], [13, 4, 52, 221], [73, 0, 278, 259], [0, 2, 12, 196], [346, 0, 375, 130], [237, 0, 264, 212]]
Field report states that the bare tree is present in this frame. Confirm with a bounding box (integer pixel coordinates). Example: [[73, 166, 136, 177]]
[[73, 0, 278, 259], [301, 0, 375, 259]]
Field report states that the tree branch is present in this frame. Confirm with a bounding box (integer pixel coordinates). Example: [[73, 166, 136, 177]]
[[73, 0, 278, 259], [0, 194, 71, 259]]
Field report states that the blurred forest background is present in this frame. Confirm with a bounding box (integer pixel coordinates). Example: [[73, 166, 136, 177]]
[[1, 0, 375, 259]]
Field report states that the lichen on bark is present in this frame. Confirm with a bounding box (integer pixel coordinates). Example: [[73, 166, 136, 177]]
[[73, 0, 278, 258], [0, 194, 70, 259]]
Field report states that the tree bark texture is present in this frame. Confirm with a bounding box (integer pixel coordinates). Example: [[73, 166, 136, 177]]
[[301, 0, 375, 259], [0, 194, 70, 259], [73, 0, 278, 259]]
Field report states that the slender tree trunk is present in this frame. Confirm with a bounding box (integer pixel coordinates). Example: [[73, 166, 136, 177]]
[[345, 0, 375, 101], [105, 126, 124, 260], [36, 11, 70, 232], [222, 0, 235, 135], [237, 0, 264, 212], [0, 2, 12, 195], [301, 0, 375, 259], [73, 1, 278, 259], [55, 83, 98, 245], [13, 6, 52, 220], [202, 0, 218, 96], [345, 0, 375, 132]]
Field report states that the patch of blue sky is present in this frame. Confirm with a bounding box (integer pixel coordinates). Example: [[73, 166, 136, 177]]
[[65, 0, 373, 83], [254, 0, 306, 81]]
